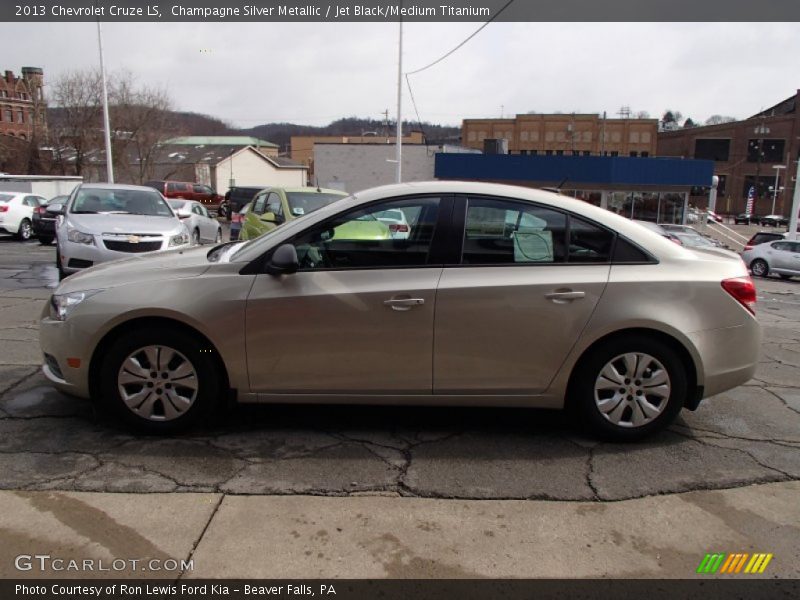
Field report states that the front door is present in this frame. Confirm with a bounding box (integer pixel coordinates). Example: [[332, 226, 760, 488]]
[[245, 195, 446, 394]]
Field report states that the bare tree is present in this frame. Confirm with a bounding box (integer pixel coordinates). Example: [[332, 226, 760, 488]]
[[48, 69, 103, 176], [635, 111, 650, 119], [704, 115, 737, 126], [108, 71, 179, 184]]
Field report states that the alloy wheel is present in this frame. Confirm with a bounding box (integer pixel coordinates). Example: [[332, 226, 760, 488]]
[[594, 352, 671, 428], [117, 345, 198, 422], [19, 220, 32, 240]]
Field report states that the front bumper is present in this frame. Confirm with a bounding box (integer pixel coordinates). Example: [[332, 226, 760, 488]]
[[59, 236, 190, 273], [39, 306, 92, 398]]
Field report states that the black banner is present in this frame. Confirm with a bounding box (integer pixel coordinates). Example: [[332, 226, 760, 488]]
[[4, 579, 800, 600], [2, 0, 800, 22]]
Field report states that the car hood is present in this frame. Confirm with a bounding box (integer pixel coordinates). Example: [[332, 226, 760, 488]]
[[65, 213, 184, 235], [55, 245, 213, 293]]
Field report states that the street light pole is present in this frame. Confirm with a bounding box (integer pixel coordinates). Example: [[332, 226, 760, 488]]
[[96, 19, 114, 183], [771, 165, 785, 215], [395, 20, 403, 184]]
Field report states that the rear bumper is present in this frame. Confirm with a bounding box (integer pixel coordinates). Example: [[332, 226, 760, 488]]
[[688, 318, 761, 399]]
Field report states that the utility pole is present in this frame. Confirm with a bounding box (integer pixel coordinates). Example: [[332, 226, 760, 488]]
[[395, 21, 403, 184], [789, 158, 800, 241], [97, 19, 114, 183], [771, 165, 785, 215]]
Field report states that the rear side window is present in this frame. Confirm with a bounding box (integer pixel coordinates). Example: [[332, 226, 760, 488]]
[[772, 242, 790, 251], [612, 237, 654, 263], [463, 197, 567, 264], [568, 217, 614, 263]]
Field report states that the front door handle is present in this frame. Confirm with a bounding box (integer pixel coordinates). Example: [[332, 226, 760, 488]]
[[384, 297, 425, 311], [545, 290, 586, 303]]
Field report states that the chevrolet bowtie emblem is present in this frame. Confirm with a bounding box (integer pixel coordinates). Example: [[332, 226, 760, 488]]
[[127, 235, 140, 243]]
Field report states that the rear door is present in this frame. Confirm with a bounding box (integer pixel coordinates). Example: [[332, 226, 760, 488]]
[[434, 195, 612, 394]]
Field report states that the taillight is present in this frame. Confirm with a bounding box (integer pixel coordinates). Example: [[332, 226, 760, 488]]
[[743, 245, 753, 251], [722, 276, 756, 315], [389, 224, 409, 233], [0, 205, 8, 213], [36, 206, 46, 215]]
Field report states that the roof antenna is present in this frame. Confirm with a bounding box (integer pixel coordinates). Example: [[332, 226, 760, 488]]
[[556, 177, 568, 191]]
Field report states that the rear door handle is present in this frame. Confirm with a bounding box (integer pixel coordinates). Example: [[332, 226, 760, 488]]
[[384, 298, 425, 311], [545, 290, 586, 303]]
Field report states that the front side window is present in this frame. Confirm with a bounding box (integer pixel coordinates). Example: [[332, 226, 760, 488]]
[[772, 242, 790, 252], [462, 197, 566, 264], [291, 197, 441, 270]]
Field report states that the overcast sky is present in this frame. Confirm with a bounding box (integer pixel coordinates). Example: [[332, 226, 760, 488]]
[[3, 21, 798, 128]]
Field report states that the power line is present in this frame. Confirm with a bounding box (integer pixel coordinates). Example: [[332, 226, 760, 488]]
[[405, 74, 429, 151], [405, 0, 516, 76]]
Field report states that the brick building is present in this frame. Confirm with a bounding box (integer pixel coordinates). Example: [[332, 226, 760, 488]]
[[657, 90, 800, 216], [0, 67, 47, 140], [461, 114, 658, 158]]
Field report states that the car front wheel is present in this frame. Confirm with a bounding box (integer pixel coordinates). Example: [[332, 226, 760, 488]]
[[99, 327, 221, 433], [750, 259, 769, 278], [571, 335, 687, 441]]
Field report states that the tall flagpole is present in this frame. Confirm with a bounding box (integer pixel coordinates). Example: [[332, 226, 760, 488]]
[[97, 19, 114, 183]]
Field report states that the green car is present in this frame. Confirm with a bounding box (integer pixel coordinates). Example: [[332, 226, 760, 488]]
[[240, 187, 349, 241]]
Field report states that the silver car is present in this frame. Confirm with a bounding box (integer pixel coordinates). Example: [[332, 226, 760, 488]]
[[54, 184, 191, 279], [167, 199, 223, 245], [39, 181, 761, 440], [743, 239, 800, 280]]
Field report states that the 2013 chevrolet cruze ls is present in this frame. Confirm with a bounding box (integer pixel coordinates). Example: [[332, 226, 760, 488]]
[[39, 182, 761, 440]]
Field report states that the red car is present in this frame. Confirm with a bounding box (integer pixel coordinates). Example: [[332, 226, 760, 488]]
[[144, 180, 224, 214]]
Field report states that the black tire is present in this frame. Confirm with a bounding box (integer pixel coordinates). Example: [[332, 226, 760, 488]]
[[16, 219, 32, 241], [750, 259, 769, 278], [569, 334, 688, 441], [99, 327, 222, 434], [192, 228, 200, 245], [39, 235, 54, 245]]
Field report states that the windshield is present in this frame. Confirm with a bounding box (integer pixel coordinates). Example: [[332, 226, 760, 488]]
[[675, 233, 713, 247], [70, 188, 174, 217], [286, 192, 345, 216]]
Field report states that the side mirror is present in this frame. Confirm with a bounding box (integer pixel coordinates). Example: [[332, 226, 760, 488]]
[[260, 211, 281, 224], [46, 203, 65, 215], [176, 208, 192, 219], [265, 244, 299, 276]]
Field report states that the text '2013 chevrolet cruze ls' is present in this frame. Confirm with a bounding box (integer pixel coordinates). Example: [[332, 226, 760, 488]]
[[39, 181, 761, 440]]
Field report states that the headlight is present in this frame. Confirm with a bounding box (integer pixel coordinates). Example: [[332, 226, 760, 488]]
[[49, 290, 104, 321], [169, 232, 189, 247], [67, 228, 94, 245]]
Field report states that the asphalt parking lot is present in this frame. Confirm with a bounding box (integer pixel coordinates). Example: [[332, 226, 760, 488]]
[[1, 233, 799, 502]]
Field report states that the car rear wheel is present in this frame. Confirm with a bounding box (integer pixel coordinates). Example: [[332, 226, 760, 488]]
[[750, 259, 769, 278], [571, 335, 687, 441], [99, 327, 221, 433], [16, 219, 32, 241]]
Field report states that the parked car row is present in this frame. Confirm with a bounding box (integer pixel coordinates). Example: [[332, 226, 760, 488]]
[[144, 180, 225, 215]]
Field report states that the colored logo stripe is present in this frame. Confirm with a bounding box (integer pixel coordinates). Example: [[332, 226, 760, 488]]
[[697, 553, 773, 574]]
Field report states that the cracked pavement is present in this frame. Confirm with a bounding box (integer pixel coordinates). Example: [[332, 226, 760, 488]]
[[1, 237, 799, 502]]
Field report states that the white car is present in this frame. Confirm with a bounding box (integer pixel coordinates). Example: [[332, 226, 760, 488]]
[[743, 239, 800, 280], [0, 192, 46, 240], [375, 208, 410, 239], [168, 199, 222, 245]]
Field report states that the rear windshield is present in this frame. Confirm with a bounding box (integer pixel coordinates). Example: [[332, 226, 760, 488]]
[[168, 200, 188, 210], [70, 188, 174, 217], [286, 192, 344, 216], [750, 233, 782, 245], [0, 193, 15, 203]]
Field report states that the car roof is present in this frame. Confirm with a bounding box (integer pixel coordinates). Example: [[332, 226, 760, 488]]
[[279, 187, 347, 195]]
